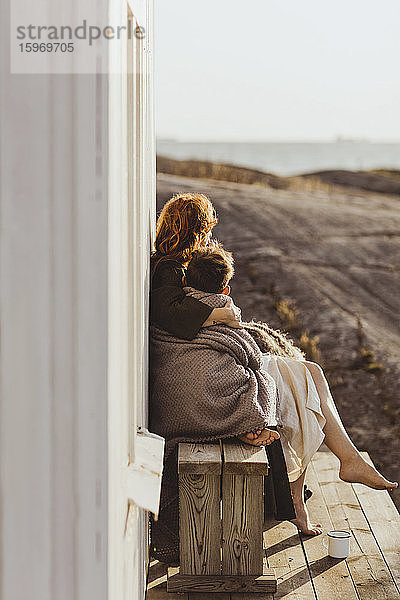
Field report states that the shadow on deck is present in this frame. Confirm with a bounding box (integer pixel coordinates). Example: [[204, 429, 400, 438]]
[[146, 451, 400, 599]]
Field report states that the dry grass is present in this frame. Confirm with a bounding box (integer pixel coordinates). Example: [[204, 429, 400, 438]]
[[268, 287, 321, 363], [299, 331, 321, 363], [157, 155, 400, 196], [274, 299, 299, 332], [360, 347, 384, 373]]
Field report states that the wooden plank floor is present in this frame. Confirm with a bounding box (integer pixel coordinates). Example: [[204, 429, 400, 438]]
[[146, 451, 400, 600]]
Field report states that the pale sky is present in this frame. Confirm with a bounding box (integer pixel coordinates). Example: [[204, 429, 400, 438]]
[[155, 0, 400, 141]]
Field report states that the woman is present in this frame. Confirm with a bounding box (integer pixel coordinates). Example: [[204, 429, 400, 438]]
[[150, 192, 397, 540], [151, 193, 242, 338]]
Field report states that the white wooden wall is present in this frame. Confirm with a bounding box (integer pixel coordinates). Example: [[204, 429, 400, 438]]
[[0, 4, 109, 598], [0, 0, 157, 599]]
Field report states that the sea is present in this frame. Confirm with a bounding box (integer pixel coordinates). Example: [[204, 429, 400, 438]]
[[157, 140, 400, 177]]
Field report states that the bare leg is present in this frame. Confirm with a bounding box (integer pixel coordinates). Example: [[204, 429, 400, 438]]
[[290, 468, 323, 536], [306, 361, 398, 491], [240, 424, 321, 534]]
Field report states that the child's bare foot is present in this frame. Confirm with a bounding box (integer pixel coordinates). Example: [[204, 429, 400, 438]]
[[238, 429, 280, 447], [254, 428, 280, 446], [242, 428, 263, 441], [339, 454, 398, 490]]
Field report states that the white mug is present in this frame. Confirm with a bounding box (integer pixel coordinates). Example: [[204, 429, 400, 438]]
[[322, 530, 351, 558]]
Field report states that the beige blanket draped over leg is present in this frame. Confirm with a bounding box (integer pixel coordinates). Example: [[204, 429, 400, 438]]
[[262, 355, 330, 482]]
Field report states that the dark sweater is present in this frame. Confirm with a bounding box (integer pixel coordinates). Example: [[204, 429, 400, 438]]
[[150, 258, 213, 340]]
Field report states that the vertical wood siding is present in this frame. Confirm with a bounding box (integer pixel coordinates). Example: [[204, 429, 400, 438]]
[[0, 2, 109, 599]]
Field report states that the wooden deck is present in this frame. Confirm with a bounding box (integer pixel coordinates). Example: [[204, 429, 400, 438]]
[[146, 451, 400, 599]]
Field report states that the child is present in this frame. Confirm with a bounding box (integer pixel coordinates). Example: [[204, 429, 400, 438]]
[[183, 242, 279, 446]]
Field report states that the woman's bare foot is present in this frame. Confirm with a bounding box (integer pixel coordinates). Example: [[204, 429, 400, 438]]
[[291, 496, 323, 536], [290, 471, 322, 536], [339, 453, 398, 490], [237, 428, 280, 447]]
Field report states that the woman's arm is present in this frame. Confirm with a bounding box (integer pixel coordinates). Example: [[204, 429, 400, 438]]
[[151, 283, 213, 340], [151, 260, 241, 340]]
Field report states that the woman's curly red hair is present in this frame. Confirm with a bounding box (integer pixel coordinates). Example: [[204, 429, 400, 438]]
[[153, 193, 218, 265]]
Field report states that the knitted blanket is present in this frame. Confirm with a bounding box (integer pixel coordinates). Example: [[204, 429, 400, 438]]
[[149, 288, 278, 564]]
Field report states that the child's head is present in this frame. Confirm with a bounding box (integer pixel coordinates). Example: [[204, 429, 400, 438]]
[[154, 193, 217, 263], [185, 243, 234, 294]]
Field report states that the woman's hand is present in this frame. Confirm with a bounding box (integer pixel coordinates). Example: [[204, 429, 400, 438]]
[[203, 297, 242, 329]]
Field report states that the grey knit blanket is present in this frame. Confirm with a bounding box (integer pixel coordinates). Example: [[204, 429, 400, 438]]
[[149, 288, 278, 564], [150, 288, 277, 460]]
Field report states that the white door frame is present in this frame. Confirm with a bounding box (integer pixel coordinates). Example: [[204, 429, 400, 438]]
[[108, 1, 162, 599]]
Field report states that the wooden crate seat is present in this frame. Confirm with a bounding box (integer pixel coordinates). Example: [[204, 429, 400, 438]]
[[166, 439, 277, 595]]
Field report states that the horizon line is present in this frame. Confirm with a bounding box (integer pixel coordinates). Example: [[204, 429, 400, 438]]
[[157, 137, 400, 144]]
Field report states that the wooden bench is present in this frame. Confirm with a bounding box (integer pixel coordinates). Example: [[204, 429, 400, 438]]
[[166, 439, 277, 595]]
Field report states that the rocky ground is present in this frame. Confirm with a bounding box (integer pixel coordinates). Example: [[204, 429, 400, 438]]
[[156, 167, 400, 508]]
